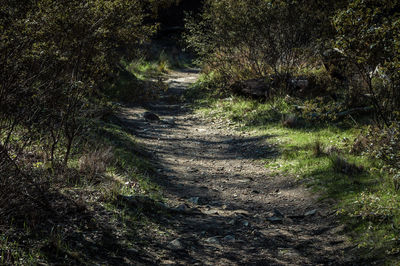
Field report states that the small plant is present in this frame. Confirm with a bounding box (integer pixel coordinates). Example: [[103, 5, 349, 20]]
[[393, 173, 400, 192], [350, 134, 369, 155], [365, 123, 400, 172], [100, 181, 123, 203], [311, 139, 324, 157], [78, 146, 114, 180]]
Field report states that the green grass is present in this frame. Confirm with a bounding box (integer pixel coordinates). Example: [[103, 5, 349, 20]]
[[0, 235, 39, 265], [127, 48, 195, 81], [190, 75, 400, 263], [127, 58, 167, 80]]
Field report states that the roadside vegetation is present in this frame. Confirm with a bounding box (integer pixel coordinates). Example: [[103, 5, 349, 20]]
[[0, 0, 183, 264], [185, 0, 400, 262]]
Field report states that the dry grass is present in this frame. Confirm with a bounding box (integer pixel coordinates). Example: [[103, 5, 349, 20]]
[[78, 146, 114, 179]]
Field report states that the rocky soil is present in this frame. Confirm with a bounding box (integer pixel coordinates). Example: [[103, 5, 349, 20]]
[[118, 69, 361, 265]]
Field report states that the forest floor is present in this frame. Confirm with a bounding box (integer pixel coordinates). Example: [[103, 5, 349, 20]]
[[119, 69, 364, 265]]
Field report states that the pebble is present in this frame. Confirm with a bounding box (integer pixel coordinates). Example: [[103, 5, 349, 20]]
[[273, 208, 284, 218], [223, 235, 235, 242], [189, 197, 200, 204], [168, 239, 184, 250], [205, 237, 220, 244], [175, 204, 188, 212], [143, 111, 160, 121], [305, 209, 317, 216], [266, 216, 283, 223]]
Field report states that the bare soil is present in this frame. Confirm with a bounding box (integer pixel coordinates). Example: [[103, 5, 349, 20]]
[[119, 69, 362, 265]]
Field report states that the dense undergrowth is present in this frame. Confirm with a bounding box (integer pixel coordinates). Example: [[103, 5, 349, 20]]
[[0, 1, 185, 262], [0, 113, 164, 265], [188, 74, 400, 263], [0, 33, 193, 263]]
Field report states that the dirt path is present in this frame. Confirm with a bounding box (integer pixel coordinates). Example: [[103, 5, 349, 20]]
[[119, 70, 358, 265]]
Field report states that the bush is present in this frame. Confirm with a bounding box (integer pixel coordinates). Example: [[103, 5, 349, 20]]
[[185, 0, 344, 92], [0, 0, 163, 227], [364, 123, 400, 172], [334, 0, 400, 126]]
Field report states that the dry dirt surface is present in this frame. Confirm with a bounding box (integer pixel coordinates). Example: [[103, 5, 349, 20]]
[[118, 70, 362, 265]]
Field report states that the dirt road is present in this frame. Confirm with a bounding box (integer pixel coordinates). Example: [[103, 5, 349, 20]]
[[119, 69, 358, 265]]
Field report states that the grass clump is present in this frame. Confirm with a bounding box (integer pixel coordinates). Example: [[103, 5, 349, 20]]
[[311, 140, 325, 157]]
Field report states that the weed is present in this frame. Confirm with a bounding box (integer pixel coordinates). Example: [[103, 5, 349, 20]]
[[311, 140, 325, 157], [78, 146, 114, 180], [0, 235, 37, 265], [350, 134, 369, 155]]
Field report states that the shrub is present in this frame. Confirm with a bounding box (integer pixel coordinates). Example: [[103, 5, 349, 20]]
[[364, 123, 400, 172], [0, 0, 161, 227], [185, 0, 345, 92], [334, 0, 400, 126]]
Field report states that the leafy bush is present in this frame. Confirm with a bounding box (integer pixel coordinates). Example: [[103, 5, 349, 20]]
[[0, 0, 165, 228], [334, 0, 400, 126], [365, 123, 400, 172], [185, 0, 344, 92]]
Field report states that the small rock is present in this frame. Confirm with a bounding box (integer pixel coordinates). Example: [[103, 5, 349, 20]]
[[223, 235, 235, 242], [175, 204, 188, 212], [242, 220, 249, 227], [143, 111, 160, 121], [209, 201, 221, 206], [126, 248, 139, 254], [273, 208, 284, 218], [204, 209, 219, 215], [305, 209, 317, 216], [164, 118, 176, 125], [233, 209, 250, 216], [168, 239, 184, 250], [228, 219, 236, 225], [205, 237, 220, 244], [266, 216, 283, 223], [189, 197, 200, 204]]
